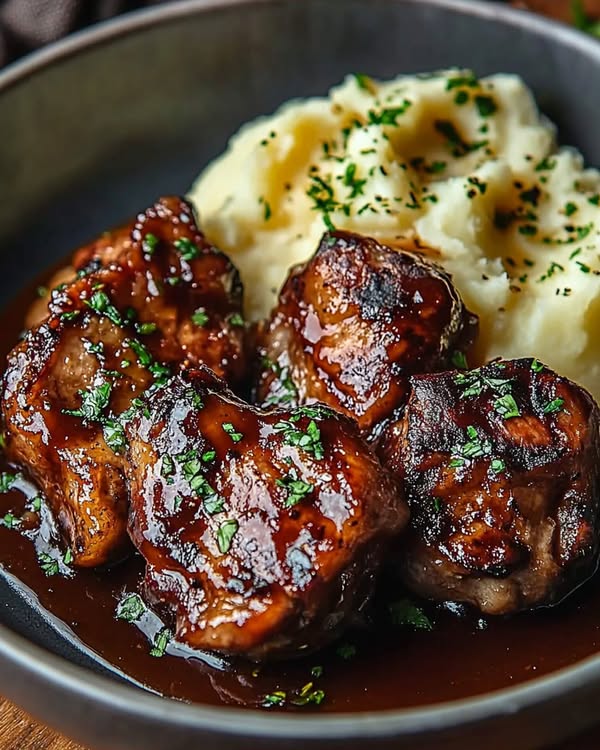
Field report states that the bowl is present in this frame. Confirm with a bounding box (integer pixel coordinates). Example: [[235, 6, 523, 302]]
[[1, 1, 600, 748]]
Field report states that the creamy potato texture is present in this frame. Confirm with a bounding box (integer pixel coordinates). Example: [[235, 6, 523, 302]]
[[189, 70, 600, 401]]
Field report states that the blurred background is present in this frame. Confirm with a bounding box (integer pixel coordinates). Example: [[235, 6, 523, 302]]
[[0, 0, 599, 69]]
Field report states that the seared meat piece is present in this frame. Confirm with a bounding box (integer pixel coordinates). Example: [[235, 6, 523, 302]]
[[26, 226, 131, 330], [379, 359, 600, 614], [2, 197, 246, 567], [125, 368, 408, 660], [254, 230, 478, 440]]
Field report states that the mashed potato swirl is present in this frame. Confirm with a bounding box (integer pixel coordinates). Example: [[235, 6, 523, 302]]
[[189, 70, 600, 401]]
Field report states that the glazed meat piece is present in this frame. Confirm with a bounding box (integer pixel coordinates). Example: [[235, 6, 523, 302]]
[[254, 230, 478, 440], [125, 368, 408, 660], [2, 197, 246, 567], [379, 359, 600, 614], [26, 226, 131, 330]]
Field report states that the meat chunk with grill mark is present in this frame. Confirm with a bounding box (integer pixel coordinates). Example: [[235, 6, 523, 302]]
[[378, 359, 600, 614], [125, 368, 409, 660], [254, 230, 478, 440], [2, 197, 246, 567]]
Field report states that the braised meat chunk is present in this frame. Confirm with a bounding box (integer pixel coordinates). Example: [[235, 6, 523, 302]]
[[2, 197, 246, 567], [379, 359, 600, 614], [125, 368, 408, 660], [254, 230, 478, 440]]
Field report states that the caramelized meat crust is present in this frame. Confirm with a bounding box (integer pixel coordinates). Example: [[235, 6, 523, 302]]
[[125, 368, 409, 660], [379, 359, 600, 614], [254, 230, 478, 439], [2, 197, 246, 567]]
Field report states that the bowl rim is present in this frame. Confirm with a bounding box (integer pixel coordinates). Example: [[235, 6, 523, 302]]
[[2, 0, 600, 740]]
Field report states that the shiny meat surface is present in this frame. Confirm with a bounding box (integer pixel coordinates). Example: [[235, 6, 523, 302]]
[[125, 368, 409, 660], [254, 230, 478, 440], [379, 359, 600, 614], [2, 197, 246, 566]]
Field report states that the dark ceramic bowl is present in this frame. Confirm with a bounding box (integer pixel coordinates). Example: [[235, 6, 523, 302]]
[[1, 1, 600, 748]]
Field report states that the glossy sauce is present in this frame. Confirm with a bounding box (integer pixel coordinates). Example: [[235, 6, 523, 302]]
[[1, 274, 600, 713]]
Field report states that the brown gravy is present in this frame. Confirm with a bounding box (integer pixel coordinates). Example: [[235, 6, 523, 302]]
[[1, 272, 600, 714]]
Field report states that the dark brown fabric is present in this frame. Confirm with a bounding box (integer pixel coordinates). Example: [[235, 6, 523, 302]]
[[0, 0, 174, 67]]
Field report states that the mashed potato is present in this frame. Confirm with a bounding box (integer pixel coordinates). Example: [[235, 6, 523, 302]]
[[189, 70, 600, 401]]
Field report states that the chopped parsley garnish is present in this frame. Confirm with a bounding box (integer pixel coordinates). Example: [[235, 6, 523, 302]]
[[103, 420, 127, 454], [367, 100, 411, 125], [336, 643, 356, 660], [136, 322, 158, 335], [38, 552, 60, 577], [63, 382, 112, 423], [531, 359, 544, 373], [564, 201, 578, 217], [216, 519, 239, 554], [142, 233, 159, 255], [30, 496, 42, 513], [454, 90, 469, 105], [2, 513, 18, 529], [311, 665, 324, 679], [450, 425, 492, 467], [276, 469, 313, 508], [61, 311, 80, 322], [446, 73, 478, 90], [191, 308, 209, 327], [273, 419, 324, 459], [188, 471, 224, 515], [127, 338, 152, 367], [116, 593, 146, 623], [63, 549, 73, 565], [227, 312, 245, 328], [202, 450, 216, 463], [289, 404, 334, 421], [466, 176, 487, 196], [85, 291, 123, 327], [353, 72, 373, 91], [520, 186, 541, 206], [494, 393, 520, 419], [306, 175, 339, 231], [388, 599, 433, 630], [572, 0, 600, 37], [454, 370, 512, 399], [451, 351, 468, 370], [222, 422, 243, 443], [518, 224, 537, 236], [263, 691, 286, 707], [0, 472, 20, 493], [174, 237, 200, 261], [150, 627, 171, 658], [83, 340, 104, 356], [475, 95, 497, 118], [543, 397, 565, 415], [161, 455, 176, 483], [434, 119, 487, 158], [149, 362, 170, 386], [263, 359, 298, 407], [535, 156, 556, 172], [343, 163, 367, 198], [290, 683, 325, 707], [263, 200, 272, 221], [490, 458, 506, 475]]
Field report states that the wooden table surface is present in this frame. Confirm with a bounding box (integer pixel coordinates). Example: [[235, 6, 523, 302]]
[[1, 692, 599, 750], [0, 699, 83, 750], [2, 1, 600, 749]]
